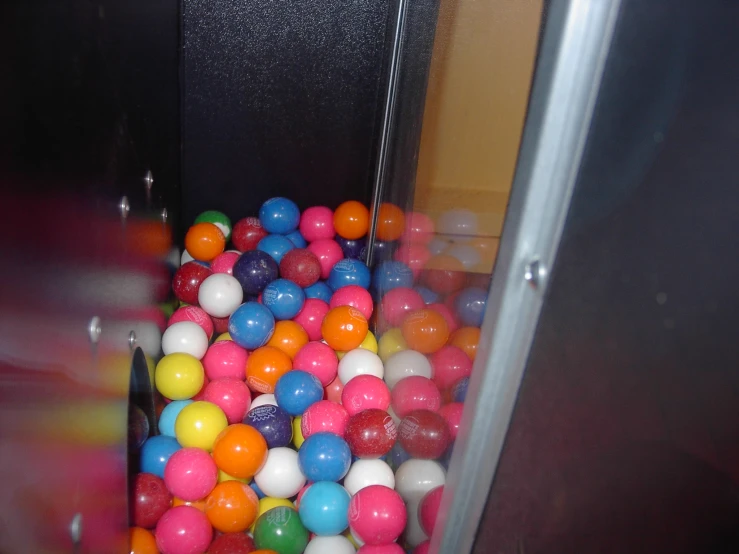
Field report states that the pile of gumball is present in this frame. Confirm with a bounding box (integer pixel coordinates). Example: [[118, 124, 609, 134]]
[[129, 197, 487, 554]]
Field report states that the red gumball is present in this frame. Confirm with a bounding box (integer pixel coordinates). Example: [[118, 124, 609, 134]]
[[398, 409, 451, 459], [132, 472, 172, 529], [292, 299, 330, 342], [192, 373, 210, 402], [390, 376, 442, 418], [325, 375, 344, 404], [232, 217, 268, 252], [422, 254, 467, 294], [341, 375, 391, 417], [430, 345, 472, 390], [279, 249, 322, 288], [207, 532, 256, 553], [439, 402, 464, 440], [345, 409, 397, 458], [301, 400, 349, 439], [173, 262, 213, 305], [380, 287, 425, 327], [211, 315, 230, 335], [418, 485, 444, 536]]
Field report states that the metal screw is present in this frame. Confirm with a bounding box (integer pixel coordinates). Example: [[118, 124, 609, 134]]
[[160, 208, 168, 223], [128, 331, 137, 351], [118, 196, 130, 219], [524, 259, 546, 290], [87, 317, 102, 345], [144, 170, 154, 190], [69, 512, 82, 546]]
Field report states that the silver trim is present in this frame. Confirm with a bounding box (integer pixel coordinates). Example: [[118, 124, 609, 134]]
[[432, 1, 623, 552]]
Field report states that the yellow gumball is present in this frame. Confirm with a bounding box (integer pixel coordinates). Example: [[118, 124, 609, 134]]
[[174, 401, 228, 451], [378, 328, 407, 363], [345, 528, 362, 548], [251, 496, 295, 532], [337, 330, 378, 360], [215, 332, 232, 343], [218, 469, 248, 484], [292, 416, 305, 449], [155, 353, 204, 400]]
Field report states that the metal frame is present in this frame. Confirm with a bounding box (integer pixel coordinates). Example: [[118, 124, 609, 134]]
[[432, 0, 624, 551]]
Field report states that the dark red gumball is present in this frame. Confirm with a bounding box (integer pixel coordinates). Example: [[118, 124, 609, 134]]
[[232, 217, 268, 252], [131, 472, 172, 528], [207, 532, 256, 553], [398, 409, 451, 460], [345, 409, 397, 459], [279, 249, 322, 288], [211, 315, 230, 335], [422, 254, 467, 294], [172, 262, 213, 305]]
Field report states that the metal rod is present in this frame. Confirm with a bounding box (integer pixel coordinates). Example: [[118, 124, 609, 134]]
[[366, 0, 410, 267]]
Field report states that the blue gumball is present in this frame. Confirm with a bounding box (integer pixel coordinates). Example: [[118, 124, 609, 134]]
[[274, 370, 324, 416], [244, 404, 293, 448], [257, 234, 295, 264], [262, 278, 306, 320], [140, 435, 181, 479], [454, 286, 488, 327], [285, 229, 307, 248], [372, 260, 413, 295], [415, 286, 439, 305], [328, 258, 371, 291], [452, 376, 469, 403], [304, 281, 333, 302], [250, 479, 266, 499], [158, 400, 193, 437], [259, 197, 301, 234], [298, 433, 352, 482], [389, 440, 411, 470], [233, 250, 279, 296], [228, 301, 275, 349], [298, 481, 351, 536], [335, 235, 367, 260]]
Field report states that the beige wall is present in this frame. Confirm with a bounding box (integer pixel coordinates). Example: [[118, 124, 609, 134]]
[[414, 0, 544, 239]]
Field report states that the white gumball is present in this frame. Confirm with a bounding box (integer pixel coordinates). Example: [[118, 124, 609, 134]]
[[405, 498, 429, 547], [394, 459, 446, 503], [254, 447, 306, 499], [198, 273, 243, 318], [427, 237, 450, 256], [304, 535, 355, 554], [250, 393, 278, 409], [338, 349, 384, 384], [161, 321, 209, 359], [437, 209, 478, 236], [444, 243, 481, 270], [384, 350, 433, 389], [344, 459, 395, 495]]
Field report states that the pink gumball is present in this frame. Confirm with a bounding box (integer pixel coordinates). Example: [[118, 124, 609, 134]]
[[418, 485, 444, 536], [329, 285, 374, 320], [155, 506, 213, 554], [401, 212, 435, 245], [299, 206, 335, 242], [341, 375, 391, 416], [430, 345, 472, 390], [380, 287, 425, 327], [168, 306, 214, 340], [427, 303, 459, 334], [413, 541, 431, 554], [307, 239, 344, 279], [439, 402, 464, 440], [393, 243, 431, 279], [292, 299, 330, 342], [324, 375, 344, 404], [301, 400, 349, 438], [391, 376, 441, 418], [210, 251, 240, 275], [349, 485, 406, 545], [293, 341, 338, 386], [203, 378, 252, 424], [202, 340, 248, 381], [163, 448, 218, 501], [358, 545, 405, 554]]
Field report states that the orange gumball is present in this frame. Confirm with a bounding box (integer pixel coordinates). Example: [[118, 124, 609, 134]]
[[129, 527, 158, 554], [321, 306, 369, 351], [172, 497, 206, 512], [252, 551, 280, 554], [334, 200, 370, 240], [376, 202, 406, 241], [212, 423, 268, 479], [245, 346, 292, 393], [205, 480, 259, 533], [401, 308, 450, 354], [266, 320, 309, 360], [185, 222, 226, 262], [449, 326, 481, 361]]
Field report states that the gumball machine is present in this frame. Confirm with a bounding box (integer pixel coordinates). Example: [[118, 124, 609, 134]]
[[5, 0, 739, 553]]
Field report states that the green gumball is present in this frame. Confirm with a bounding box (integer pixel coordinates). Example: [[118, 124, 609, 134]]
[[194, 210, 232, 241], [253, 506, 309, 554]]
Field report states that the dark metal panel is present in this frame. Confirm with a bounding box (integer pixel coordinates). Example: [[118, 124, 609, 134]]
[[474, 1, 739, 552]]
